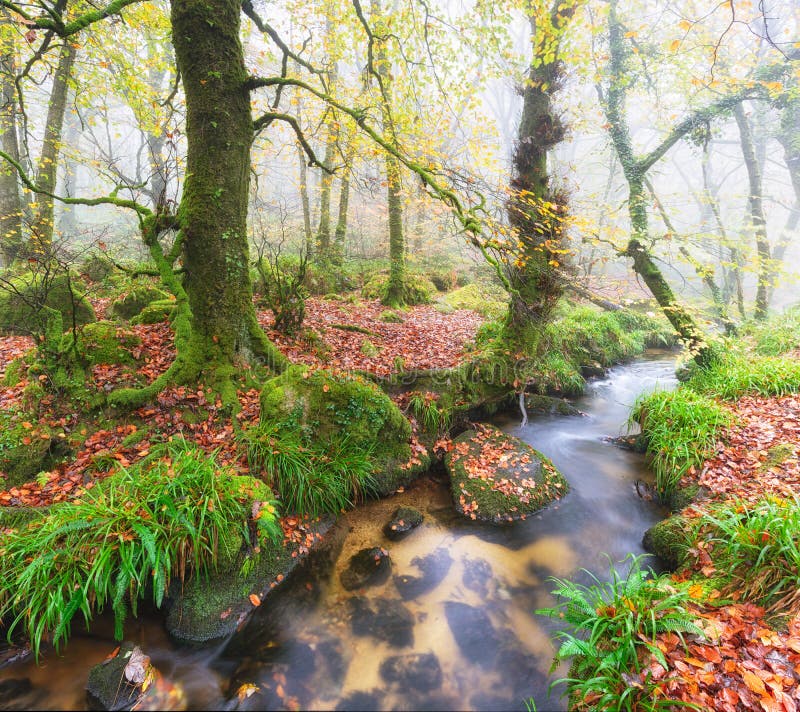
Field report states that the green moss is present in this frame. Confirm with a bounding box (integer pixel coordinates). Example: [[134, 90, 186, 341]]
[[258, 366, 416, 496], [762, 443, 796, 470], [79, 254, 115, 283], [362, 272, 436, 306], [110, 286, 170, 320], [379, 310, 404, 323], [642, 516, 690, 570], [130, 299, 176, 325], [61, 321, 141, 367], [440, 282, 509, 319], [0, 272, 96, 335], [445, 425, 568, 523]]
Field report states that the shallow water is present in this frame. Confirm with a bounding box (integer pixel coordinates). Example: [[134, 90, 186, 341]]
[[0, 354, 676, 712]]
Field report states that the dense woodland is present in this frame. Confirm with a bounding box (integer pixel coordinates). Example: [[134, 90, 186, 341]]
[[1, 0, 800, 710]]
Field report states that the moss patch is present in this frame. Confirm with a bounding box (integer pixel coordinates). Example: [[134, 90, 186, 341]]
[[62, 320, 141, 367], [110, 286, 170, 320], [0, 273, 95, 335], [445, 424, 568, 524], [258, 366, 418, 496], [362, 273, 436, 306], [440, 282, 508, 319], [642, 515, 691, 570]]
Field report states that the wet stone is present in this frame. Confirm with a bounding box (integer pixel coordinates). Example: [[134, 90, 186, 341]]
[[444, 601, 501, 667], [335, 690, 383, 712], [394, 547, 452, 600], [379, 653, 442, 692], [340, 547, 392, 591], [86, 643, 153, 711], [0, 678, 46, 712], [462, 557, 493, 597], [349, 596, 414, 648], [383, 506, 424, 541]]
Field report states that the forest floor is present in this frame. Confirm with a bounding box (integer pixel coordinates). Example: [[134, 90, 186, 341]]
[[0, 297, 482, 508], [644, 386, 800, 711]]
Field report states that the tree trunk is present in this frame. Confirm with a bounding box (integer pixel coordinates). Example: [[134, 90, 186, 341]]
[[31, 41, 76, 252], [298, 141, 313, 257], [0, 14, 23, 265], [733, 103, 771, 320], [333, 170, 350, 263], [505, 3, 573, 330], [315, 109, 337, 261], [167, 0, 285, 402]]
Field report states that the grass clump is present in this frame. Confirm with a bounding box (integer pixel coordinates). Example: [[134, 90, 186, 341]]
[[684, 349, 800, 399], [0, 440, 280, 657], [537, 554, 703, 712], [631, 389, 732, 499], [408, 391, 451, 436], [692, 496, 800, 617], [242, 421, 377, 516]]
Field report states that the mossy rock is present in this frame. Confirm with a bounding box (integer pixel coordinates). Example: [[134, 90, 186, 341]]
[[0, 435, 69, 489], [62, 321, 141, 367], [130, 299, 176, 325], [525, 394, 583, 416], [0, 272, 96, 335], [361, 273, 436, 306], [642, 516, 691, 570], [445, 424, 568, 524], [165, 517, 342, 645], [440, 283, 508, 319], [259, 366, 418, 496], [79, 253, 115, 283], [110, 287, 170, 320]]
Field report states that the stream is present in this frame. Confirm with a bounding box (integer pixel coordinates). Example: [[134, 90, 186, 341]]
[[0, 354, 676, 712]]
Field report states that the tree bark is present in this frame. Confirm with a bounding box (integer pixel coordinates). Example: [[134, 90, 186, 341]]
[[733, 103, 771, 320], [297, 141, 313, 257], [333, 170, 350, 263], [31, 41, 76, 252], [315, 108, 337, 261], [0, 13, 23, 265]]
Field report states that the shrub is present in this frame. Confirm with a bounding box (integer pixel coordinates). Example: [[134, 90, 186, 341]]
[[537, 555, 703, 712], [0, 440, 280, 656], [631, 388, 732, 499]]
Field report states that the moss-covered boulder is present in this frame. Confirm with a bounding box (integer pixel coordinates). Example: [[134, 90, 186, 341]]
[[62, 321, 141, 367], [130, 299, 175, 325], [79, 254, 115, 283], [642, 515, 691, 570], [440, 282, 508, 319], [165, 517, 343, 645], [0, 414, 69, 489], [0, 273, 96, 335], [445, 424, 568, 524], [259, 366, 421, 496], [110, 286, 170, 320], [362, 273, 436, 306]]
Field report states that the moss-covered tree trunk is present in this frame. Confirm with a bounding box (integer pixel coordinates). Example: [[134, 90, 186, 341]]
[[733, 103, 771, 320], [31, 41, 76, 252], [168, 0, 285, 402], [298, 141, 314, 257], [505, 2, 575, 331], [333, 169, 350, 264], [0, 14, 23, 265], [603, 0, 726, 365], [316, 111, 337, 261]]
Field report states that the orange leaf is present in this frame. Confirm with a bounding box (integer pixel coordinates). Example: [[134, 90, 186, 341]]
[[249, 593, 261, 607], [742, 669, 768, 696]]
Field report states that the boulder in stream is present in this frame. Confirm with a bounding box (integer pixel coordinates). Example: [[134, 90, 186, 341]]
[[379, 652, 443, 692], [383, 506, 424, 541], [393, 547, 452, 600], [349, 596, 414, 647], [444, 424, 568, 524], [444, 601, 502, 667], [340, 547, 392, 590]]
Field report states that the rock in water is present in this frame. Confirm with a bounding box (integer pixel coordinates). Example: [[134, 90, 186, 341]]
[[444, 602, 501, 666], [379, 653, 443, 692], [444, 424, 568, 524], [340, 547, 391, 590], [349, 597, 414, 647], [383, 506, 424, 541], [394, 547, 452, 600]]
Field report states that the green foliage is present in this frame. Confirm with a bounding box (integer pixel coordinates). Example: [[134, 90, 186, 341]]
[[362, 272, 436, 305], [242, 420, 377, 516], [0, 440, 279, 657], [78, 253, 115, 283], [631, 389, 732, 499], [693, 496, 800, 616], [408, 391, 451, 435], [740, 307, 800, 356], [537, 555, 703, 712], [684, 350, 800, 399]]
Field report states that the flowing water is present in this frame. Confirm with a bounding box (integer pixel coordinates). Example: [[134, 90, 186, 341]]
[[0, 354, 676, 712]]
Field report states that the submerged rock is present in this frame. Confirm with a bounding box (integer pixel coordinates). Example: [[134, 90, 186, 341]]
[[444, 601, 501, 667], [349, 596, 414, 647], [462, 557, 493, 597], [0, 678, 46, 711], [383, 506, 424, 541], [394, 547, 452, 600], [335, 690, 383, 712], [444, 424, 568, 524], [379, 653, 442, 692], [340, 547, 392, 591]]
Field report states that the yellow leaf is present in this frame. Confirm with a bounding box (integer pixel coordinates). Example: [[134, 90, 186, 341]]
[[669, 39, 680, 52]]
